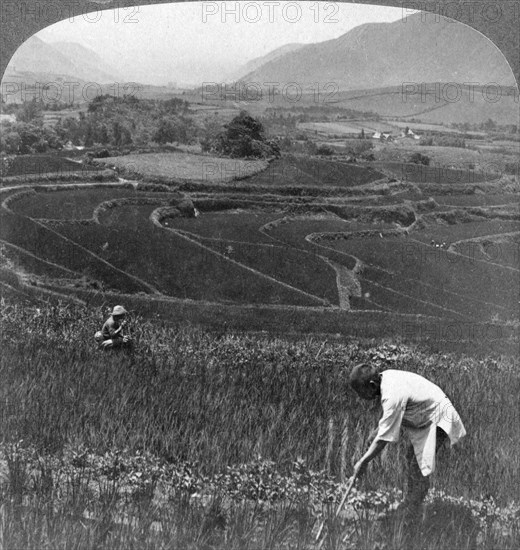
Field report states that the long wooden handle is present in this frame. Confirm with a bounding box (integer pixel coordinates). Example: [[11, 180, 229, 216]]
[[335, 474, 357, 517], [315, 474, 357, 545]]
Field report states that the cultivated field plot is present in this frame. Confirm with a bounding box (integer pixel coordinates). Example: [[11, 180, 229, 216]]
[[195, 237, 339, 304], [373, 161, 497, 184], [56, 203, 324, 306], [2, 152, 519, 328], [391, 121, 463, 134], [1, 304, 519, 549], [263, 215, 390, 266], [297, 121, 370, 135], [0, 208, 152, 294], [167, 209, 284, 244], [331, 87, 518, 125], [247, 155, 385, 188], [1, 154, 102, 177], [260, 212, 518, 320], [95, 152, 267, 183], [412, 220, 520, 244], [321, 233, 518, 321], [451, 233, 520, 269], [9, 187, 140, 219], [432, 194, 520, 207]]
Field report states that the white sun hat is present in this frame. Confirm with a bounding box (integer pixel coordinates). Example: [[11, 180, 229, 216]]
[[112, 305, 127, 316]]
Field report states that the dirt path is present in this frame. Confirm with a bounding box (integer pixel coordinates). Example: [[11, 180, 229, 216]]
[[322, 259, 361, 310]]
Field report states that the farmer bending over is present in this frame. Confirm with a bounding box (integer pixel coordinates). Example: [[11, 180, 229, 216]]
[[349, 364, 466, 519], [95, 305, 132, 350]]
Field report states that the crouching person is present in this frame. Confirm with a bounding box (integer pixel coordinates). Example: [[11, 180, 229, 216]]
[[94, 305, 132, 350], [349, 364, 466, 520]]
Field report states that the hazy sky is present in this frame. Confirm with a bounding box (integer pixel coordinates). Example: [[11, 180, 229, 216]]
[[36, 2, 410, 85]]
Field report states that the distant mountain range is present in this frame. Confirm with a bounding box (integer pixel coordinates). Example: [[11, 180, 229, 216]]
[[2, 13, 516, 97], [3, 36, 123, 85], [237, 13, 516, 90], [229, 43, 305, 82]]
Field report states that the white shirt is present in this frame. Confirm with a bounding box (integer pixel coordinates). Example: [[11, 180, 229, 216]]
[[375, 370, 467, 476]]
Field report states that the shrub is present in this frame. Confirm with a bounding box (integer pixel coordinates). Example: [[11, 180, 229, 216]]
[[317, 145, 334, 156], [409, 152, 431, 166], [169, 196, 196, 217], [420, 136, 434, 146]]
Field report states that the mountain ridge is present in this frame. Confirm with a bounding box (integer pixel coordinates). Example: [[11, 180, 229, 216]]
[[4, 36, 124, 85], [238, 13, 516, 90]]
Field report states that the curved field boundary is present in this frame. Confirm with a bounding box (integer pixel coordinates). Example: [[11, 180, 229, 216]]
[[0, 281, 45, 305], [0, 169, 117, 187], [17, 284, 520, 356], [185, 233, 341, 306], [254, 214, 518, 318], [1, 182, 138, 214], [93, 152, 269, 183], [2, 188, 39, 214], [93, 196, 170, 224], [0, 207, 161, 296], [399, 100, 451, 118], [177, 180, 395, 198], [450, 231, 520, 248], [0, 239, 82, 279], [39, 219, 98, 228], [1, 185, 166, 295], [150, 207, 330, 307], [0, 181, 135, 194], [1, 279, 87, 306], [4, 184, 175, 224], [304, 231, 515, 318], [449, 231, 520, 267], [371, 162, 501, 185], [356, 277, 471, 321], [1, 154, 101, 177], [466, 206, 520, 220], [405, 235, 519, 273], [259, 215, 361, 272], [258, 215, 366, 309], [418, 208, 519, 229], [307, 228, 405, 243], [304, 233, 461, 318], [32, 218, 162, 295]]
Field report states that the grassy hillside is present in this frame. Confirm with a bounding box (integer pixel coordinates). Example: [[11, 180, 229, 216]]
[[0, 301, 518, 549]]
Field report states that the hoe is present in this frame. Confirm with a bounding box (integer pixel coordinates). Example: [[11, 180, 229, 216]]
[[314, 473, 357, 548]]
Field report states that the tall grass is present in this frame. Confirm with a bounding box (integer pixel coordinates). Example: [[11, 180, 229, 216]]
[[1, 301, 519, 548]]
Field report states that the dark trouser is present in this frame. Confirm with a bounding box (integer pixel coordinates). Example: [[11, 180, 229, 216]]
[[403, 427, 448, 512]]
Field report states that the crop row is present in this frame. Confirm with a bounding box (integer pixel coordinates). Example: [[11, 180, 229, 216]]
[[328, 235, 518, 321], [55, 204, 323, 306], [0, 209, 153, 294]]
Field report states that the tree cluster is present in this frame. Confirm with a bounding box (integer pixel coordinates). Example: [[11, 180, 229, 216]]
[[208, 111, 280, 159]]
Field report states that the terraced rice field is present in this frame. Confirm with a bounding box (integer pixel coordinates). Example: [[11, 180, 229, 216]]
[[1, 153, 518, 333], [9, 187, 140, 219], [167, 209, 283, 244], [412, 220, 519, 244], [432, 194, 520, 207], [246, 155, 385, 188], [318, 233, 518, 321], [52, 202, 325, 306], [374, 162, 498, 184], [1, 155, 103, 177], [451, 232, 520, 269]]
